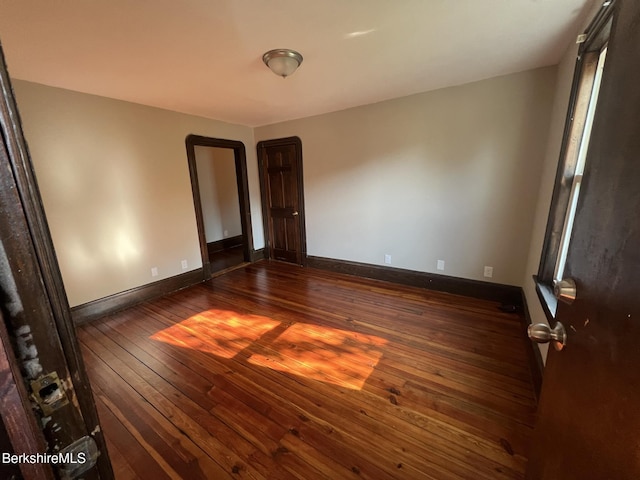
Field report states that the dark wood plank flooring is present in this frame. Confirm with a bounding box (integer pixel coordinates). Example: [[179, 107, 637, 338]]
[[210, 245, 245, 273], [78, 260, 537, 479]]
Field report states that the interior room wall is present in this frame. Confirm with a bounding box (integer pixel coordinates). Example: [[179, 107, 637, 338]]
[[194, 146, 242, 243], [12, 80, 263, 307], [521, 0, 603, 364], [255, 67, 557, 287], [12, 63, 564, 312]]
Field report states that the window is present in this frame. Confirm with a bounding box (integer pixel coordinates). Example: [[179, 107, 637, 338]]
[[554, 46, 607, 282], [536, 4, 613, 319]]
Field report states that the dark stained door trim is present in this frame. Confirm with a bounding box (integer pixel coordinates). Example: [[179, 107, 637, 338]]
[[185, 135, 254, 279], [0, 310, 54, 480], [0, 43, 113, 477], [257, 136, 307, 265]]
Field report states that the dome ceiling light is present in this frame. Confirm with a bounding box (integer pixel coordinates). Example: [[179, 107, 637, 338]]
[[262, 49, 303, 78]]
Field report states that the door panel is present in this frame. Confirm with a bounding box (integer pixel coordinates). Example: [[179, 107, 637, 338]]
[[258, 137, 306, 265], [527, 1, 640, 478]]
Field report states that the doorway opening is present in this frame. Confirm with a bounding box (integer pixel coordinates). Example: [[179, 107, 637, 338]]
[[186, 135, 254, 278]]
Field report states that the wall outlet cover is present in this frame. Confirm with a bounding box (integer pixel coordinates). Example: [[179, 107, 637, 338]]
[[484, 266, 493, 278], [437, 260, 445, 271], [384, 254, 392, 265]]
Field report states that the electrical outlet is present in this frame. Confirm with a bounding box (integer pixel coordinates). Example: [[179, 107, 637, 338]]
[[224, 230, 229, 238], [151, 267, 159, 277], [437, 260, 445, 271], [384, 254, 392, 265], [484, 266, 493, 278], [181, 259, 188, 270]]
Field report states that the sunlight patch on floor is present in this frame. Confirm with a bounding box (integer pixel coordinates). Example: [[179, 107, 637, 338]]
[[150, 309, 387, 390], [248, 323, 386, 390], [149, 309, 281, 358]]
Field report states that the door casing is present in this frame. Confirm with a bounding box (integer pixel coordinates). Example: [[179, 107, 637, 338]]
[[185, 135, 254, 279], [0, 44, 113, 478]]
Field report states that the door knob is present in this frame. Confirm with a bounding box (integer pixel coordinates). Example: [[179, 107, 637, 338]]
[[292, 211, 299, 216], [528, 322, 567, 351], [554, 278, 576, 304]]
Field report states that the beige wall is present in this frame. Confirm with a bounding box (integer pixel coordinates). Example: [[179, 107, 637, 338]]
[[194, 146, 242, 242], [12, 80, 263, 307], [522, 0, 603, 364], [256, 67, 556, 286], [13, 64, 563, 311]]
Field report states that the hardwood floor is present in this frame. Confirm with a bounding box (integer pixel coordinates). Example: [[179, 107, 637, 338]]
[[78, 260, 537, 479]]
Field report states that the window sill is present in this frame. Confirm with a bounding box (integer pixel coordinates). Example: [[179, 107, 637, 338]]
[[533, 275, 557, 324]]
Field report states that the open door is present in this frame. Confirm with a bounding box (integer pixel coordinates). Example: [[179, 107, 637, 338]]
[[526, 1, 640, 478], [0, 43, 113, 478]]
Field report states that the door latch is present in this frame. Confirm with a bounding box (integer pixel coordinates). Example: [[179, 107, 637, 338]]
[[31, 371, 69, 415]]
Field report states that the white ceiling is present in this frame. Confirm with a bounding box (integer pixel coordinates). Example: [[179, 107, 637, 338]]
[[0, 0, 592, 127]]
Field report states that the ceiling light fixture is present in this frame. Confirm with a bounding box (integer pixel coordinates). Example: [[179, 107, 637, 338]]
[[262, 49, 303, 78]]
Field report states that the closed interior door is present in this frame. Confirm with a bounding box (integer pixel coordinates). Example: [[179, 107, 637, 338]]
[[258, 137, 306, 265]]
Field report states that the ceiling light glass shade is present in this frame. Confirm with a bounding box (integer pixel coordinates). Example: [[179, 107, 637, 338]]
[[262, 49, 303, 78]]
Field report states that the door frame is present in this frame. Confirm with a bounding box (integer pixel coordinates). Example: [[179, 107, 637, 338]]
[[185, 135, 254, 279], [0, 46, 113, 477], [257, 136, 307, 265], [0, 310, 54, 479]]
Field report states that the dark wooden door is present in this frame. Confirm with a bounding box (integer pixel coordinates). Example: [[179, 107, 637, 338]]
[[0, 45, 112, 478], [527, 1, 640, 478], [258, 137, 306, 265]]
